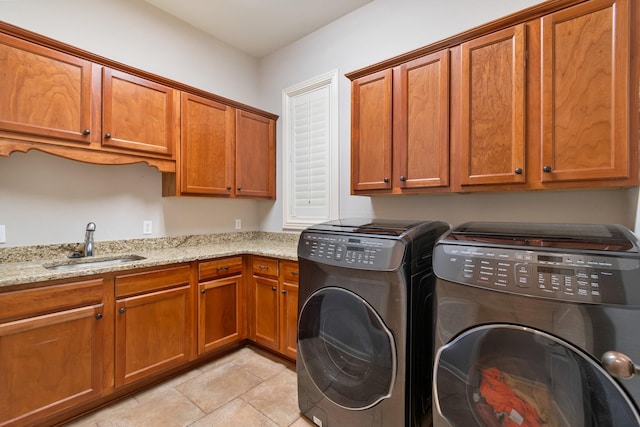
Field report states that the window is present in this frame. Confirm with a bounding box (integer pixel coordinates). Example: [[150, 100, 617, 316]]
[[282, 70, 339, 230]]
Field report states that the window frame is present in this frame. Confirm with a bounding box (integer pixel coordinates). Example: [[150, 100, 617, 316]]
[[282, 69, 339, 230]]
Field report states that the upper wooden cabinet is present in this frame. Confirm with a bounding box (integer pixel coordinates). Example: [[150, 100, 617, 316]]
[[102, 68, 179, 157], [0, 32, 97, 145], [351, 69, 393, 192], [453, 25, 526, 188], [0, 32, 178, 171], [350, 50, 450, 195], [163, 97, 276, 199], [0, 22, 278, 185], [235, 110, 276, 199], [539, 0, 632, 184], [349, 0, 638, 195], [178, 92, 235, 196]]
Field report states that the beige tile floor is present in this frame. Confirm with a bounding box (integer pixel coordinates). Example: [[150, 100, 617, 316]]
[[65, 346, 316, 427]]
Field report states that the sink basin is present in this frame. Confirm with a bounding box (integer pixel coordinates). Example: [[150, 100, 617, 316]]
[[43, 255, 146, 271]]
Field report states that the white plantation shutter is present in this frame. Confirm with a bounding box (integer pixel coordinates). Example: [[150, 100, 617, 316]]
[[283, 70, 338, 229], [293, 88, 329, 217]]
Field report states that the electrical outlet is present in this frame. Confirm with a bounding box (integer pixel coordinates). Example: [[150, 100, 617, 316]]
[[0, 225, 5, 244], [143, 220, 153, 235], [235, 219, 241, 230]]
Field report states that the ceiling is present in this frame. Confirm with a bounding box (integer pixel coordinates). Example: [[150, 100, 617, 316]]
[[144, 0, 373, 58]]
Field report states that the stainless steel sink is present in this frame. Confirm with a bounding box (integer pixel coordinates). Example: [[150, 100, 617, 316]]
[[43, 255, 146, 271]]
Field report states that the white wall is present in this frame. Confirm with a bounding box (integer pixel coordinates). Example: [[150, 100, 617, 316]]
[[0, 0, 263, 247], [0, 0, 636, 246], [257, 0, 638, 231]]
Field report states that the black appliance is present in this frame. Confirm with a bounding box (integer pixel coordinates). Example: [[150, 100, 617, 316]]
[[432, 222, 640, 426], [297, 218, 449, 426]]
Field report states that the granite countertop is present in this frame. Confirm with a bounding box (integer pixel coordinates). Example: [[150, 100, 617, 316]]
[[0, 231, 300, 289]]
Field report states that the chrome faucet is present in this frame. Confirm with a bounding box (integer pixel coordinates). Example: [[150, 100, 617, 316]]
[[83, 222, 96, 257]]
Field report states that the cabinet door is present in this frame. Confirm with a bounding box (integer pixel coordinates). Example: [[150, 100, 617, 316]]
[[0, 304, 104, 426], [540, 0, 631, 183], [279, 261, 299, 360], [457, 25, 526, 187], [351, 69, 393, 193], [102, 68, 178, 157], [235, 110, 276, 199], [115, 284, 192, 386], [394, 51, 450, 190], [181, 93, 235, 195], [198, 274, 243, 354], [0, 33, 97, 144], [252, 276, 279, 350]]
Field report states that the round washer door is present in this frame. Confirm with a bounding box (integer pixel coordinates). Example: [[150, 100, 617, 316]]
[[298, 286, 396, 410], [434, 324, 640, 427]]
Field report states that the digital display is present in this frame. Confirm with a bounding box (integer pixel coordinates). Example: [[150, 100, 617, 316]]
[[538, 266, 574, 276], [347, 246, 365, 252], [348, 238, 361, 244], [539, 255, 564, 263]]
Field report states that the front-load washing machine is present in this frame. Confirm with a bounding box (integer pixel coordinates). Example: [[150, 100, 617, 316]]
[[432, 222, 640, 426], [297, 218, 449, 426]]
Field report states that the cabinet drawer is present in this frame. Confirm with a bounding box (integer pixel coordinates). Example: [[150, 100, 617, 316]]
[[116, 265, 190, 297], [199, 257, 243, 281], [252, 257, 279, 278], [281, 261, 299, 283], [0, 279, 104, 322]]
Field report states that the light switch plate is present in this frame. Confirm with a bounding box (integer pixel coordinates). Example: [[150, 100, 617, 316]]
[[235, 219, 241, 230], [0, 225, 5, 244]]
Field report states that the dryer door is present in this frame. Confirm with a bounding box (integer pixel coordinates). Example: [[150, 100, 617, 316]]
[[298, 287, 396, 410], [433, 324, 640, 427]]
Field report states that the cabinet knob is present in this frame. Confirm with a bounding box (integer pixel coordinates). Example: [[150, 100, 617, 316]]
[[237, 187, 242, 191], [543, 165, 552, 173], [258, 265, 269, 270], [515, 168, 523, 175], [281, 289, 287, 294], [291, 271, 299, 276], [217, 266, 230, 271], [95, 313, 103, 320], [383, 177, 389, 183], [271, 286, 277, 291], [119, 307, 125, 314], [399, 175, 406, 182], [227, 186, 232, 191], [201, 289, 206, 294], [105, 133, 112, 139], [83, 129, 91, 136]]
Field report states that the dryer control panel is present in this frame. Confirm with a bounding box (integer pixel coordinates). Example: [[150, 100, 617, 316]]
[[433, 244, 640, 305], [298, 232, 406, 271]]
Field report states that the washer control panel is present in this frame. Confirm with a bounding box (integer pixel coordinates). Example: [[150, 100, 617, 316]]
[[298, 232, 405, 270], [434, 244, 640, 304]]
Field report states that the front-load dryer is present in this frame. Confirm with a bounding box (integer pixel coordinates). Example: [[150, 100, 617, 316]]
[[432, 222, 640, 427], [297, 218, 449, 426]]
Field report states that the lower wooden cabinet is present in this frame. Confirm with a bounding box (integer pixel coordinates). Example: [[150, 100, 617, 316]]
[[250, 256, 299, 360], [114, 265, 194, 387], [0, 279, 105, 427], [279, 261, 299, 360], [1, 254, 297, 425], [197, 257, 246, 354]]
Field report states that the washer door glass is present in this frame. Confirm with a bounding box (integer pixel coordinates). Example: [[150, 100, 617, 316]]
[[434, 325, 640, 427], [298, 287, 396, 410]]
